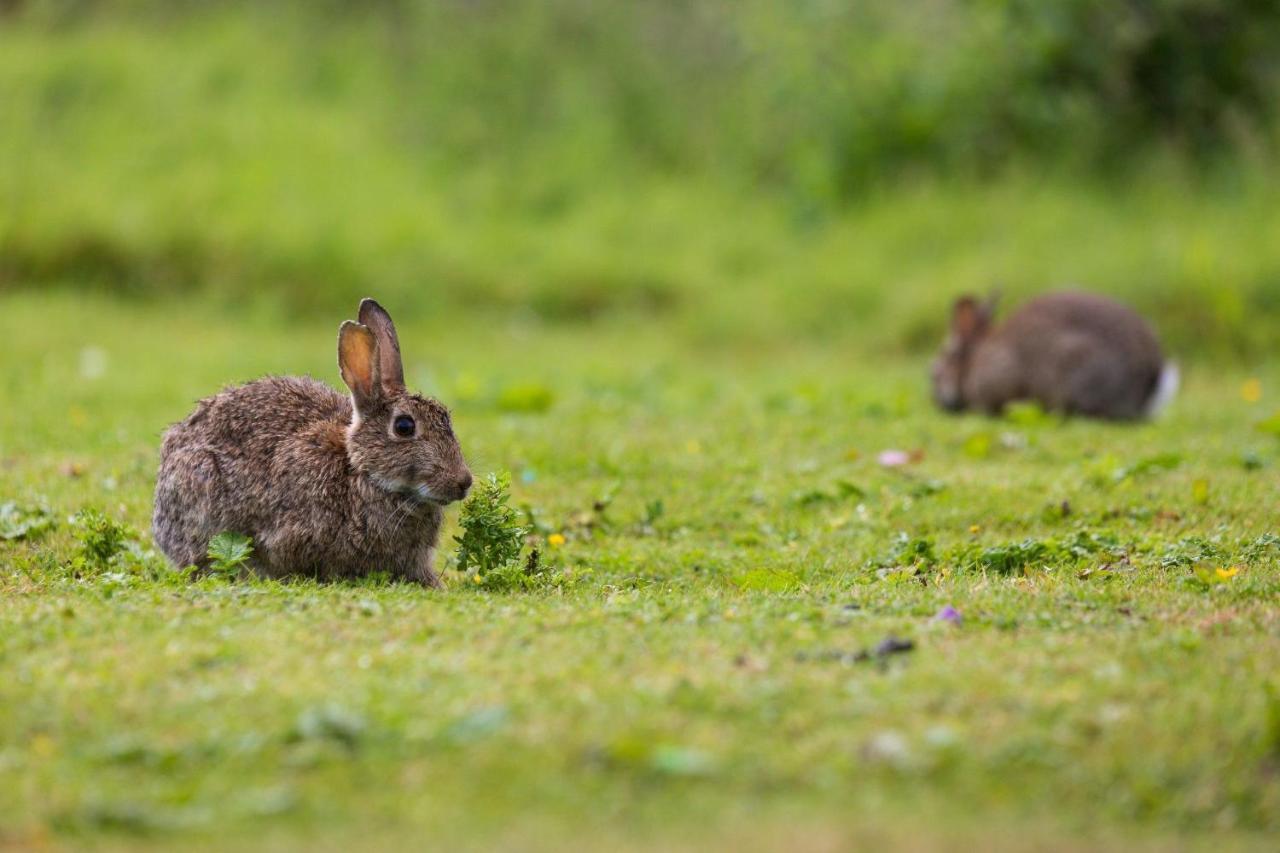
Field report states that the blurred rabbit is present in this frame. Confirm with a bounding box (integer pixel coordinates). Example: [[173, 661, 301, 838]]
[[931, 290, 1178, 420], [153, 299, 472, 586]]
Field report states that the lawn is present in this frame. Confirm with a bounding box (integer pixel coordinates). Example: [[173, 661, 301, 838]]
[[2, 291, 1279, 850]]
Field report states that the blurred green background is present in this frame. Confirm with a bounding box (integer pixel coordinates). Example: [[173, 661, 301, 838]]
[[2, 0, 1279, 355]]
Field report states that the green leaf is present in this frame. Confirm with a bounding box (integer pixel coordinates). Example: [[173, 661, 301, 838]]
[[1112, 452, 1182, 483], [0, 501, 56, 541], [791, 480, 865, 507], [971, 539, 1052, 575], [207, 532, 254, 577], [868, 532, 938, 571]]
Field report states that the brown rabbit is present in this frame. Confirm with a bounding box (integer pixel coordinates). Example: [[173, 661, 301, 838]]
[[931, 290, 1178, 420], [152, 299, 472, 586]]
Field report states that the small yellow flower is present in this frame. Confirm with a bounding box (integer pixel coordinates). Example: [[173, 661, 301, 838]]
[[472, 573, 483, 584], [1242, 378, 1262, 404], [1216, 566, 1241, 580], [547, 533, 566, 547], [969, 524, 982, 534]]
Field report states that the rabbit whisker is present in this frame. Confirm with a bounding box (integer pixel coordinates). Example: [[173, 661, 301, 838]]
[[384, 493, 421, 545]]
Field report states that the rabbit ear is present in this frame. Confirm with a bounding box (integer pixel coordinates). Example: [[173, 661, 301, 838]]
[[952, 296, 990, 340], [358, 299, 405, 393], [338, 321, 382, 412]]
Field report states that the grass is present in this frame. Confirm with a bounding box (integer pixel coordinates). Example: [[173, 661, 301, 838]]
[[3, 291, 1280, 850]]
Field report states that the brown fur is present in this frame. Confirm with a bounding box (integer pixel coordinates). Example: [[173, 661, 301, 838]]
[[152, 299, 472, 586], [931, 290, 1169, 420]]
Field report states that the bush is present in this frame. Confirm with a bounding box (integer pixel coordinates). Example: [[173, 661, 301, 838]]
[[454, 473, 528, 580]]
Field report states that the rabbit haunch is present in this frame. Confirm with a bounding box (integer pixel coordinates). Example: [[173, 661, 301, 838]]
[[931, 290, 1176, 420], [152, 299, 471, 586]]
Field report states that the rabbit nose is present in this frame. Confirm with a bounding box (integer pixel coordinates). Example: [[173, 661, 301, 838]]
[[456, 471, 473, 499]]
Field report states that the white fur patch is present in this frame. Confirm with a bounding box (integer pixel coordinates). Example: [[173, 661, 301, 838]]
[[369, 473, 443, 505], [369, 473, 406, 494], [1145, 362, 1180, 418], [347, 399, 363, 440]]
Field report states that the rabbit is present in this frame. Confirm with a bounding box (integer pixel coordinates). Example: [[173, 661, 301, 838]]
[[152, 299, 472, 587], [930, 290, 1178, 420]]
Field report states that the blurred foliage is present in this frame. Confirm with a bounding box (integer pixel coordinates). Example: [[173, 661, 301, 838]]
[[1, 0, 1279, 354], [6, 0, 1276, 180], [1002, 0, 1280, 154]]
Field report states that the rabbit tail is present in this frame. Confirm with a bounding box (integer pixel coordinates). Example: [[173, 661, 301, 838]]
[[1144, 361, 1180, 418]]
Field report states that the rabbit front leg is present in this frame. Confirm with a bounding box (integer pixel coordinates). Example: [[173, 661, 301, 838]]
[[408, 546, 444, 589], [966, 340, 1024, 414]]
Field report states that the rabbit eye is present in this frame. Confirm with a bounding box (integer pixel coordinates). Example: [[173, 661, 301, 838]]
[[393, 415, 416, 437]]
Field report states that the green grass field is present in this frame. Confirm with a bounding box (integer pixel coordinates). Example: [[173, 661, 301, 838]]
[[3, 291, 1279, 850]]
